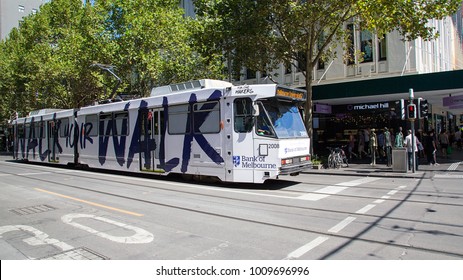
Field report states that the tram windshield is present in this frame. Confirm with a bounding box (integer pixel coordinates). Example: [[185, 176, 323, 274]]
[[256, 100, 308, 138]]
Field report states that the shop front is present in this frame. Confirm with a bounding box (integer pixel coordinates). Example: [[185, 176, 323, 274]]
[[313, 100, 406, 155]]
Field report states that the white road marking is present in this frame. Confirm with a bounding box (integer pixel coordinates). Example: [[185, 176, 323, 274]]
[[18, 172, 52, 176], [387, 190, 398, 195], [61, 213, 153, 244], [297, 177, 381, 201], [0, 225, 74, 252], [286, 184, 409, 259], [328, 217, 356, 233], [336, 177, 381, 187], [297, 186, 347, 201], [284, 236, 330, 260], [434, 174, 463, 179], [356, 204, 376, 214], [448, 162, 462, 171]]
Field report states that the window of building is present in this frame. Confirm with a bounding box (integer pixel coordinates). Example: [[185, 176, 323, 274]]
[[246, 68, 256, 79], [378, 35, 387, 61], [360, 30, 373, 63], [317, 33, 326, 69], [32, 9, 38, 15], [345, 24, 355, 65], [285, 61, 292, 74], [297, 52, 307, 72], [19, 5, 25, 13]]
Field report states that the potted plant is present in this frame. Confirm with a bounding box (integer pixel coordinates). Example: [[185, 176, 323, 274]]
[[311, 157, 322, 169]]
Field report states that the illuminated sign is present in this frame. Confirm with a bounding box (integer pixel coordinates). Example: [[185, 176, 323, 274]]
[[276, 87, 306, 101]]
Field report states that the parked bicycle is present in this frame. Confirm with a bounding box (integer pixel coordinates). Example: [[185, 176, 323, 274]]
[[326, 146, 349, 169]]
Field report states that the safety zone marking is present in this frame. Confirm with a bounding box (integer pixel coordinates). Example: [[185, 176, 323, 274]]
[[285, 185, 408, 259]]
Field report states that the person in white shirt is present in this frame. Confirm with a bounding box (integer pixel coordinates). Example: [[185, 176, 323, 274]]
[[405, 129, 420, 171]]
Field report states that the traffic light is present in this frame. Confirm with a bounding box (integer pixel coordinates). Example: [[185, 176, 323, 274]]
[[407, 104, 417, 119], [418, 98, 429, 119]]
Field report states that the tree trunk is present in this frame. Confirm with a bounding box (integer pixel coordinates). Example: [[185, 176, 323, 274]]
[[304, 67, 314, 156]]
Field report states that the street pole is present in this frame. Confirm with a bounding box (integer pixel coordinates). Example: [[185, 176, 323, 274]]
[[409, 88, 416, 173]]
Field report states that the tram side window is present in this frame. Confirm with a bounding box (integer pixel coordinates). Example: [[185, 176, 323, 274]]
[[168, 104, 190, 134], [99, 113, 112, 136], [114, 112, 129, 136], [234, 98, 253, 133], [35, 121, 44, 138], [59, 118, 70, 138], [25, 124, 31, 138], [193, 101, 220, 134], [18, 124, 25, 138], [85, 114, 98, 137]]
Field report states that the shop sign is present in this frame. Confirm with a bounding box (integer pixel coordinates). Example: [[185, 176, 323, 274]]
[[443, 95, 463, 107], [347, 102, 389, 111], [314, 103, 332, 114]]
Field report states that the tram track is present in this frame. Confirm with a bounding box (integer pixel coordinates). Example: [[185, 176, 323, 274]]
[[1, 161, 462, 225], [1, 161, 463, 259]]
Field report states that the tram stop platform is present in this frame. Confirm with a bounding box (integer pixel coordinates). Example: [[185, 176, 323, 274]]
[[304, 148, 463, 179]]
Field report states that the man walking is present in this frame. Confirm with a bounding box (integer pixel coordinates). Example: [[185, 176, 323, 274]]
[[405, 129, 420, 171]]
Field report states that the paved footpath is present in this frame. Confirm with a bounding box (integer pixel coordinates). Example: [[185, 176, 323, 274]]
[[304, 147, 463, 179]]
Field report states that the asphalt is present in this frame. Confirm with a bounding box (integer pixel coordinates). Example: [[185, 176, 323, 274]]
[[304, 147, 463, 179], [2, 148, 462, 180]]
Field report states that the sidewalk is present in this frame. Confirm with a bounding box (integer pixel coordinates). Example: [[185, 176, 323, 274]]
[[304, 147, 463, 179]]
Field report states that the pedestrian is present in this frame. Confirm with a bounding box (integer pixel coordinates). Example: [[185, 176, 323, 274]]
[[370, 128, 378, 166], [348, 131, 358, 159], [395, 126, 404, 148], [455, 128, 461, 150], [424, 130, 438, 165], [438, 130, 449, 158], [384, 127, 392, 166], [358, 130, 367, 159], [364, 128, 370, 155], [405, 129, 420, 171], [377, 129, 385, 162]]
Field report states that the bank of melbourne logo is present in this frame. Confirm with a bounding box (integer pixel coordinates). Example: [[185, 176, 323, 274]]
[[233, 156, 240, 167]]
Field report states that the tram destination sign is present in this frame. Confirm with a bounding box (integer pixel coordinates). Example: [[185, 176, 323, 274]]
[[276, 86, 306, 101]]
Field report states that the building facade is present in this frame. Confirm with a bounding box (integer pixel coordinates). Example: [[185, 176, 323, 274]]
[[0, 0, 48, 40]]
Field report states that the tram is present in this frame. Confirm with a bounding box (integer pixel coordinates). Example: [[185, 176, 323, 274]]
[[12, 79, 311, 183]]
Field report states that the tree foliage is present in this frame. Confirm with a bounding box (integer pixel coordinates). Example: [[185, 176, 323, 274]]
[[0, 0, 223, 123], [193, 0, 461, 152]]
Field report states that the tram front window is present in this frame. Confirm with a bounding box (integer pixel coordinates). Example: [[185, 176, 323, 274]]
[[257, 100, 307, 139]]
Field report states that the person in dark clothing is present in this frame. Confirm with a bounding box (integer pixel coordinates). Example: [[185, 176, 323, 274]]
[[424, 130, 438, 165]]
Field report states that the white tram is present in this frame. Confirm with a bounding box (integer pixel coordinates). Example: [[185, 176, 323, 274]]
[[12, 79, 311, 183]]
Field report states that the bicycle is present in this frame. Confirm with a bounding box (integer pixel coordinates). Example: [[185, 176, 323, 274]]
[[327, 146, 349, 169]]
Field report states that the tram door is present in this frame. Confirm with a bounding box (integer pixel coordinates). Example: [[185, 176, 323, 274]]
[[139, 109, 164, 172], [47, 121, 58, 162]]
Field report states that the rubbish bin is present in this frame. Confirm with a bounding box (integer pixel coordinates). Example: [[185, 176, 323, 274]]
[[392, 148, 407, 172]]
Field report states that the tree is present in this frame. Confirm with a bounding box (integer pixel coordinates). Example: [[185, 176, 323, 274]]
[[0, 0, 224, 123], [193, 0, 461, 154], [94, 0, 225, 96]]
